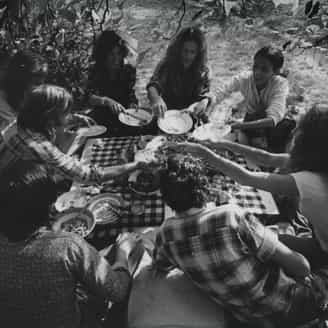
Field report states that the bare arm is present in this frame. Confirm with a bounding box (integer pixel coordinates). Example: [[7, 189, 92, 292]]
[[179, 143, 297, 198], [232, 117, 275, 130], [207, 140, 290, 168]]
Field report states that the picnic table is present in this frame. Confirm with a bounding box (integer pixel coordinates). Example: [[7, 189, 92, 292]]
[[76, 135, 279, 249]]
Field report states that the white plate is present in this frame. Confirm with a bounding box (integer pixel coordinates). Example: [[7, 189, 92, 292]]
[[55, 190, 88, 212], [87, 193, 122, 224], [192, 123, 231, 142], [158, 110, 193, 135], [53, 208, 95, 238], [129, 170, 160, 195], [119, 108, 153, 127], [77, 125, 107, 137]]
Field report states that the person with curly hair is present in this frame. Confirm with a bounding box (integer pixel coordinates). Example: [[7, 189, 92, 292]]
[[147, 26, 212, 121], [156, 154, 328, 327], [86, 29, 139, 135], [172, 104, 328, 269]]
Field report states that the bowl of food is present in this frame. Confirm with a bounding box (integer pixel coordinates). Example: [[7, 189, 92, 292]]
[[53, 208, 95, 238], [54, 190, 89, 212], [129, 170, 160, 195], [87, 193, 122, 224]]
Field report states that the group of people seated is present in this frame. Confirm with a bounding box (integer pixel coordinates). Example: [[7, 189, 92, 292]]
[[0, 24, 328, 328]]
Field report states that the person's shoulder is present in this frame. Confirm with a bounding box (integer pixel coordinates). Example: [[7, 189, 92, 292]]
[[272, 75, 289, 89]]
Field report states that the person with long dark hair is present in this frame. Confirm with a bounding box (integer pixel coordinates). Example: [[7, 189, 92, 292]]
[[147, 26, 212, 121], [86, 29, 138, 135], [1, 84, 152, 181], [171, 104, 328, 268], [0, 160, 137, 328]]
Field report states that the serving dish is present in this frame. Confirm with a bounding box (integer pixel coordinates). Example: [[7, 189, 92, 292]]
[[87, 193, 122, 224], [53, 208, 95, 238]]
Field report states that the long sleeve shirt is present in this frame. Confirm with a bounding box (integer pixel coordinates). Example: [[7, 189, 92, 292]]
[[0, 230, 130, 328], [214, 71, 289, 125], [0, 128, 104, 183], [148, 60, 212, 110]]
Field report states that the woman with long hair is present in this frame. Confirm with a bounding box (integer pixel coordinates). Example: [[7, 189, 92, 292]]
[[147, 26, 212, 120], [1, 84, 151, 182], [172, 104, 328, 269], [86, 29, 139, 135]]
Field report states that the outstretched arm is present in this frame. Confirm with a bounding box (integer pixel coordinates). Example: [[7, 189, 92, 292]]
[[203, 139, 290, 168], [174, 142, 297, 198]]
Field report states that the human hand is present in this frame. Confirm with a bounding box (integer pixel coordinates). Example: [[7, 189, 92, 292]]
[[116, 232, 141, 257], [151, 97, 167, 118], [191, 99, 209, 117], [105, 98, 125, 115]]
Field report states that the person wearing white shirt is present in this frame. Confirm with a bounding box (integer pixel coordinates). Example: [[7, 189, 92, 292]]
[[213, 46, 290, 151]]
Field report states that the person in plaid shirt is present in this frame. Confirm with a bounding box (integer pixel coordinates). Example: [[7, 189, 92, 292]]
[[155, 154, 328, 327], [0, 84, 149, 183]]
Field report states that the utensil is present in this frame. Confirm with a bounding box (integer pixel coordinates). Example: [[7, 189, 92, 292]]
[[119, 108, 153, 127], [157, 110, 193, 135]]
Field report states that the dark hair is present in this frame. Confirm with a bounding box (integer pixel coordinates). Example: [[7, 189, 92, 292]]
[[254, 46, 284, 72], [160, 154, 209, 212], [0, 161, 58, 241], [18, 84, 72, 139], [3, 50, 48, 112], [162, 25, 208, 75], [289, 104, 328, 173], [92, 30, 129, 74]]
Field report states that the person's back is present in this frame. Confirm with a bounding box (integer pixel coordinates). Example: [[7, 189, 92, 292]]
[[155, 205, 296, 322], [0, 230, 86, 328]]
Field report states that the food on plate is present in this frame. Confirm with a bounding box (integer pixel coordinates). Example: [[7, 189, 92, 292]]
[[88, 194, 122, 224], [55, 190, 88, 212], [158, 110, 193, 135], [53, 209, 95, 238], [192, 123, 231, 142], [61, 218, 89, 237], [77, 125, 107, 137], [119, 108, 153, 127]]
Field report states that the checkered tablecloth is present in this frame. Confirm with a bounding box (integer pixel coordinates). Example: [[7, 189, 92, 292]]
[[81, 136, 278, 248]]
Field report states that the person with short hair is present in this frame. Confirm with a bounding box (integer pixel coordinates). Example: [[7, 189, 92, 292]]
[[213, 45, 290, 150], [1, 84, 151, 181], [155, 154, 328, 326], [172, 104, 328, 269], [0, 160, 137, 328], [147, 26, 212, 121]]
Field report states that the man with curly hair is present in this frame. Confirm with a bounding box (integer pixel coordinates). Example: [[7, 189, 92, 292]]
[[155, 154, 328, 327]]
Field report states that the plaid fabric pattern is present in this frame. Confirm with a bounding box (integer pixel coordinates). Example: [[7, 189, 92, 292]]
[[155, 206, 296, 323], [84, 136, 277, 247], [1, 128, 103, 183]]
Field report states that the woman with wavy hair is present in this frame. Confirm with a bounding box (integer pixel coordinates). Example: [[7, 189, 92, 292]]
[[147, 26, 212, 120], [172, 104, 328, 269], [1, 84, 151, 182], [86, 29, 139, 135]]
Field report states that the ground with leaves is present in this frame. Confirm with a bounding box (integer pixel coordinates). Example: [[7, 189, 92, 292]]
[[119, 0, 328, 119]]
